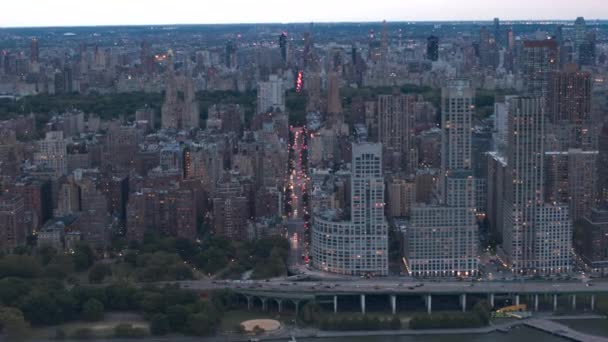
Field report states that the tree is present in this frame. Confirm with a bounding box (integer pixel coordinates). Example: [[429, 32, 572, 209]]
[[0, 277, 30, 306], [73, 244, 95, 271], [0, 255, 40, 278], [0, 306, 30, 339], [82, 298, 104, 322], [37, 245, 57, 265], [20, 293, 62, 325], [186, 313, 216, 336], [88, 263, 112, 283], [150, 313, 170, 336], [166, 305, 189, 332]]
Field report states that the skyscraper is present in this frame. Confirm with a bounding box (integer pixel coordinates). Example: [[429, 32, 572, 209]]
[[326, 71, 342, 115], [440, 79, 474, 200], [503, 97, 545, 273], [426, 35, 439, 62], [257, 75, 285, 114], [30, 37, 39, 63], [279, 32, 288, 64], [545, 65, 597, 221], [161, 51, 200, 130], [479, 27, 498, 70], [33, 131, 67, 178], [522, 40, 560, 96], [574, 17, 587, 62], [404, 79, 478, 278], [502, 97, 572, 274], [493, 18, 501, 47], [377, 93, 419, 173], [312, 143, 388, 276]]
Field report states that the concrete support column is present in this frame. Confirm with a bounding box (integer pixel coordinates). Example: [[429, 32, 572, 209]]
[[553, 294, 558, 312], [360, 294, 366, 314], [246, 296, 252, 311], [426, 295, 432, 314], [534, 294, 539, 312], [460, 294, 467, 312], [572, 295, 576, 311], [277, 299, 283, 313], [591, 295, 596, 312], [390, 295, 396, 315], [515, 294, 520, 306], [333, 295, 338, 314], [294, 300, 300, 315], [261, 298, 268, 312], [489, 294, 495, 308]]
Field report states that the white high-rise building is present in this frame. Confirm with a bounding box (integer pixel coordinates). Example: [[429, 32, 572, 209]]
[[312, 143, 388, 276], [534, 204, 573, 274], [440, 79, 475, 201], [406, 205, 478, 277], [405, 79, 479, 278], [34, 131, 67, 178], [257, 75, 285, 114], [502, 96, 572, 274]]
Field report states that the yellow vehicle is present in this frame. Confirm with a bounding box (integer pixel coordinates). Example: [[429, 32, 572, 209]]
[[496, 304, 527, 313]]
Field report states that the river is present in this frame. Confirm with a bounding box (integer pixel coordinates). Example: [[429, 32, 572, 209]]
[[300, 326, 567, 342]]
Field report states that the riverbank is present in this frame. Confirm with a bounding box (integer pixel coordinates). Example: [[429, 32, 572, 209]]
[[237, 314, 607, 342]]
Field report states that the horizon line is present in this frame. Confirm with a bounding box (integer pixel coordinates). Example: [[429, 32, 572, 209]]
[[2, 18, 608, 30]]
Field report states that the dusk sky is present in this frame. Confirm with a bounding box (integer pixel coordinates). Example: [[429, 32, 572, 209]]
[[1, 0, 607, 27]]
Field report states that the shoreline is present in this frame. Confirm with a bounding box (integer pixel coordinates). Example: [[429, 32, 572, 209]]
[[240, 314, 607, 341]]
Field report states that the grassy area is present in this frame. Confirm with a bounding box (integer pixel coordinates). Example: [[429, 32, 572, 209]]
[[31, 312, 148, 340]]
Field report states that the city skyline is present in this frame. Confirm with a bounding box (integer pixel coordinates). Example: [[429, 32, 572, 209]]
[[1, 0, 608, 28]]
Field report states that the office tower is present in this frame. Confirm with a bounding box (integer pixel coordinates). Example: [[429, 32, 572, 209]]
[[0, 195, 26, 251], [34, 131, 67, 178], [326, 71, 342, 115], [257, 75, 285, 114], [377, 93, 418, 173], [522, 40, 560, 96], [574, 17, 587, 61], [312, 143, 388, 276], [440, 79, 474, 200], [207, 104, 244, 134], [161, 51, 200, 130], [279, 32, 288, 64], [225, 40, 237, 69], [30, 37, 39, 63], [493, 18, 501, 47], [479, 27, 498, 70], [579, 32, 596, 66], [426, 35, 439, 61], [506, 28, 515, 51]]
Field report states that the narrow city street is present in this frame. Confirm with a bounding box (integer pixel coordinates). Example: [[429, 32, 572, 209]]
[[286, 126, 309, 273]]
